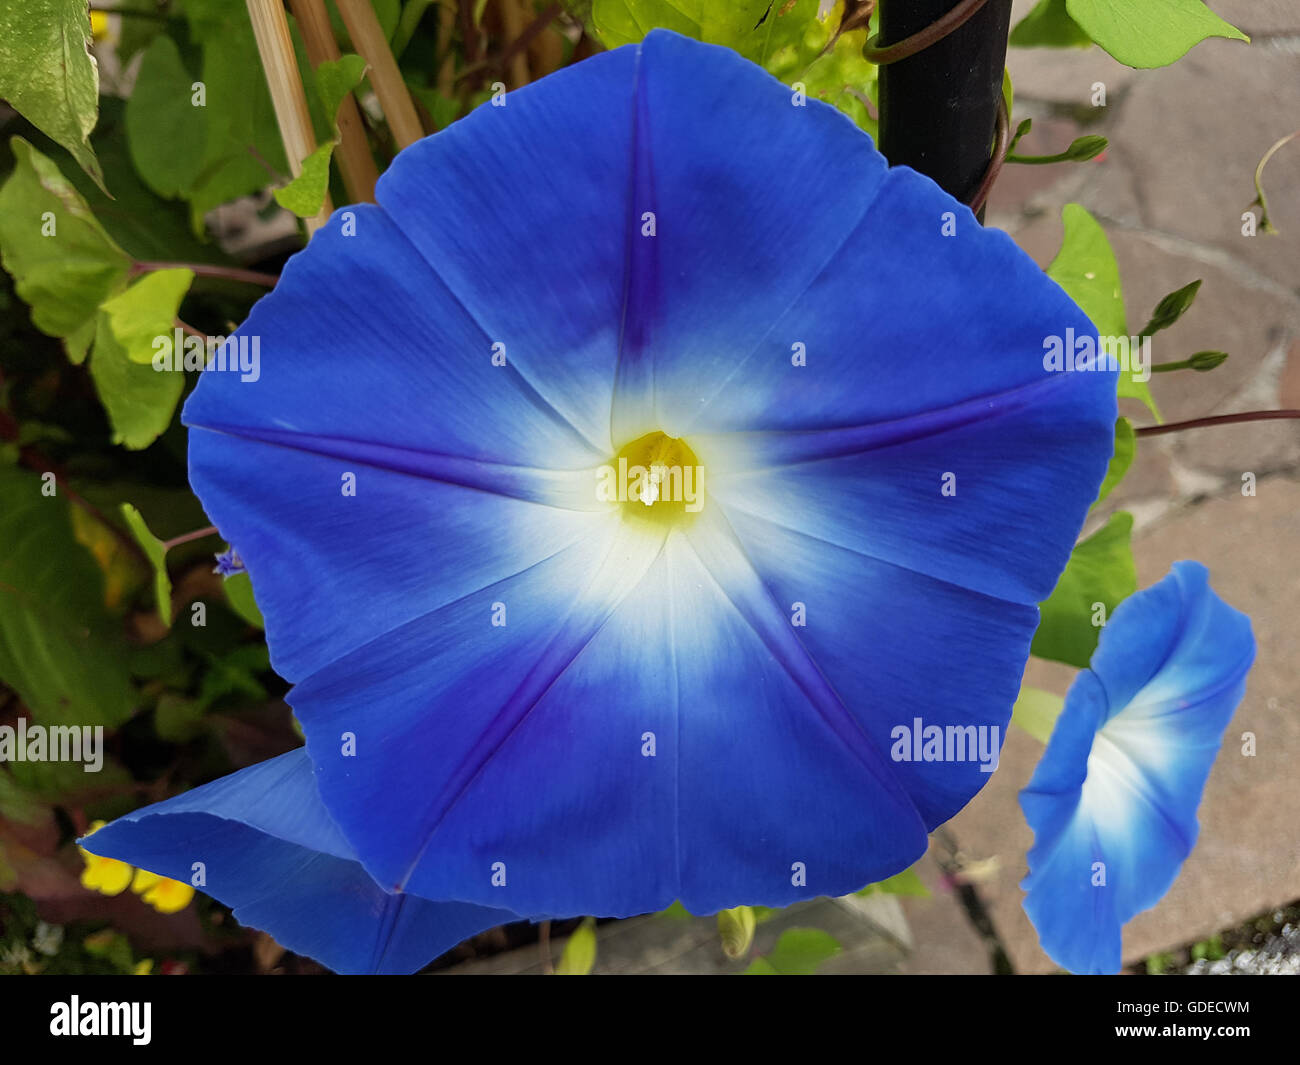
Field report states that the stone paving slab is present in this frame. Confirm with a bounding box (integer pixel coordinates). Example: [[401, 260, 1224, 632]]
[[1006, 35, 1300, 295]]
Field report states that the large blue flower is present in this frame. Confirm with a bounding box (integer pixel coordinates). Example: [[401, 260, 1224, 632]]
[[176, 30, 1115, 921], [79, 750, 515, 974], [1020, 561, 1255, 974]]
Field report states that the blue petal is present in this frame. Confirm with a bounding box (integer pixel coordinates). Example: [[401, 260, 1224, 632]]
[[78, 750, 516, 974], [604, 33, 891, 443], [717, 503, 1036, 828], [368, 46, 642, 453], [187, 432, 601, 682], [1020, 562, 1255, 973], [183, 200, 610, 682], [296, 512, 928, 916], [689, 162, 1116, 607]]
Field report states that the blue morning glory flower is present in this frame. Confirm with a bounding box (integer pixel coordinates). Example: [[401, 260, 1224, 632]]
[[171, 30, 1115, 923], [1020, 561, 1255, 974], [78, 750, 515, 974]]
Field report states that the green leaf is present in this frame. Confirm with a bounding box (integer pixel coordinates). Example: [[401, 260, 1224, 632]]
[[0, 138, 130, 339], [1008, 117, 1033, 154], [118, 503, 172, 626], [98, 269, 194, 365], [392, 0, 435, 58], [63, 317, 96, 366], [857, 865, 930, 898], [1008, 134, 1107, 165], [1032, 511, 1137, 667], [0, 0, 104, 190], [117, 0, 172, 64], [1138, 279, 1201, 338], [9, 751, 131, 813], [1048, 204, 1124, 336], [125, 36, 207, 199], [717, 905, 757, 958], [88, 310, 186, 450], [0, 768, 49, 826], [1095, 417, 1135, 505], [589, 1, 878, 135], [0, 465, 136, 728], [1047, 204, 1159, 419], [1065, 0, 1247, 69], [797, 24, 879, 138], [743, 928, 841, 975], [223, 571, 265, 629], [1010, 0, 1091, 49], [39, 96, 226, 263], [196, 644, 269, 708], [314, 54, 369, 125], [1188, 350, 1228, 372], [555, 917, 597, 975], [591, 0, 769, 49], [1011, 686, 1066, 743], [273, 143, 336, 218], [748, 0, 834, 70], [68, 505, 147, 615], [273, 55, 366, 219]]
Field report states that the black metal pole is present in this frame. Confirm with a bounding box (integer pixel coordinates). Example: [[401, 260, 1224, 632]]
[[877, 0, 1013, 208]]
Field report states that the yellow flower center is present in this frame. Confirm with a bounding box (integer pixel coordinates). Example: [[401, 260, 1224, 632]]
[[600, 431, 705, 526]]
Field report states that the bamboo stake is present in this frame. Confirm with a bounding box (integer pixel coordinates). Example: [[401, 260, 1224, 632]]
[[288, 0, 380, 204], [245, 0, 331, 234], [336, 0, 424, 150]]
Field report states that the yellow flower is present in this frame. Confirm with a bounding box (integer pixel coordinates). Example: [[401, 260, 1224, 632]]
[[89, 11, 111, 41], [130, 868, 195, 914], [78, 820, 133, 897]]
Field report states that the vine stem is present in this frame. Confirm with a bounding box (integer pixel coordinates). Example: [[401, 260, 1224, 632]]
[[967, 94, 1010, 215], [131, 261, 280, 287], [161, 525, 220, 552], [1135, 410, 1300, 438], [865, 0, 991, 65]]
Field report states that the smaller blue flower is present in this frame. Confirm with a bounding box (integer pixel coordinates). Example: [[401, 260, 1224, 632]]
[[1019, 561, 1254, 974], [78, 750, 516, 974], [213, 546, 245, 577]]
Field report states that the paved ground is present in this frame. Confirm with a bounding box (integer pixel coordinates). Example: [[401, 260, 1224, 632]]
[[447, 2, 1300, 974]]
